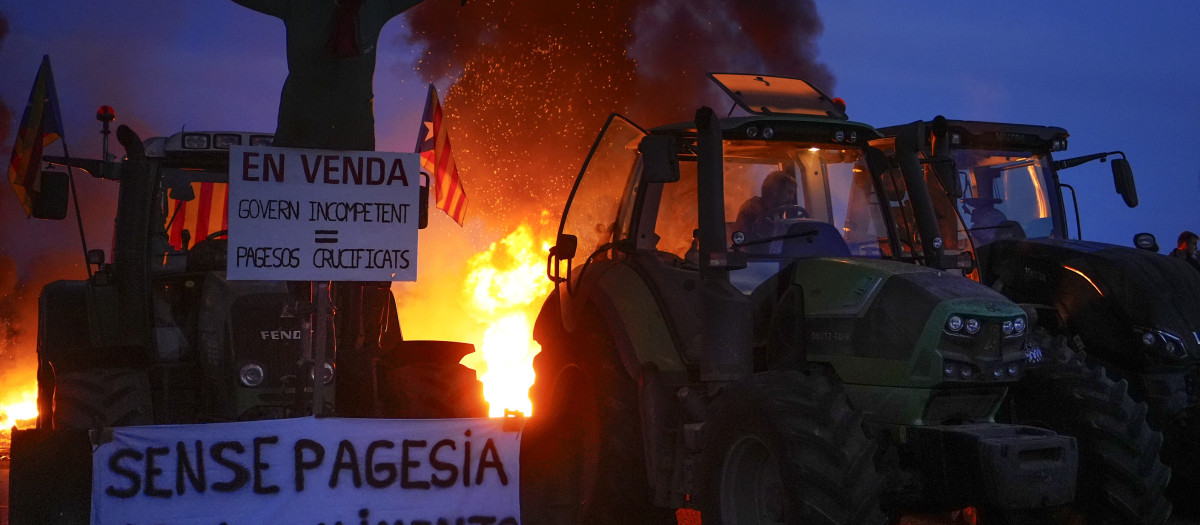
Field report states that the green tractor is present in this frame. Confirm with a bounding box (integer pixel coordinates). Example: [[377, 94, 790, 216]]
[[9, 122, 485, 524], [879, 117, 1190, 515], [520, 74, 1168, 524]]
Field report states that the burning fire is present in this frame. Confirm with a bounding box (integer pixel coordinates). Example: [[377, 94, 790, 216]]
[[0, 389, 37, 430], [463, 223, 555, 417]]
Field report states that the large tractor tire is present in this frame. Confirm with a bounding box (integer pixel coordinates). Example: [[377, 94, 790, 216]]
[[698, 369, 886, 525], [376, 362, 488, 419], [1002, 344, 1172, 525], [521, 319, 674, 525], [1159, 406, 1200, 516], [52, 367, 152, 429]]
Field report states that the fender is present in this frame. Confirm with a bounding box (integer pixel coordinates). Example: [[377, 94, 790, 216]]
[[552, 258, 685, 380]]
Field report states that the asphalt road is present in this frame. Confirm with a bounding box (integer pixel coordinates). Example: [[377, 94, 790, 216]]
[[1, 462, 1197, 524]]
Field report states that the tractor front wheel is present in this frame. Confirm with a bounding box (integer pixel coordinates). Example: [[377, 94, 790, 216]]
[[698, 369, 885, 525], [1003, 343, 1172, 524]]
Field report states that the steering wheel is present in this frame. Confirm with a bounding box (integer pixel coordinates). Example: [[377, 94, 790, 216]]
[[753, 205, 809, 238], [764, 204, 808, 221]]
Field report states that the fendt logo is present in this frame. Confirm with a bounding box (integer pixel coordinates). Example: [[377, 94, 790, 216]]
[[260, 330, 303, 341]]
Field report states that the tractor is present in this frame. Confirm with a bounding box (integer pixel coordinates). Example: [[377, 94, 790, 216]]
[[880, 117, 1195, 514], [9, 121, 484, 524], [518, 74, 1167, 524]]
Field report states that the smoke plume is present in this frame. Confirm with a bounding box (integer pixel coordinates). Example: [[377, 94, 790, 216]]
[[400, 0, 835, 229]]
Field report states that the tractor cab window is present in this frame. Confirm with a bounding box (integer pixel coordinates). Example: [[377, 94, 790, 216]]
[[720, 142, 891, 259], [559, 115, 645, 265], [157, 168, 230, 273], [953, 149, 1054, 245]]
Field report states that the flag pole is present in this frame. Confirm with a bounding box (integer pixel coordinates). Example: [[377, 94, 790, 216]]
[[60, 140, 93, 279]]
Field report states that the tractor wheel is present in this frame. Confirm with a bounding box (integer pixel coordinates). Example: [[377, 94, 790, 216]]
[[698, 369, 885, 525], [52, 367, 152, 429], [1002, 344, 1172, 525], [521, 319, 674, 525], [1160, 407, 1200, 516], [376, 362, 487, 419]]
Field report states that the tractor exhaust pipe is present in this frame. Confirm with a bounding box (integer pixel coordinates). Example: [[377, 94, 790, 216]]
[[695, 107, 751, 383]]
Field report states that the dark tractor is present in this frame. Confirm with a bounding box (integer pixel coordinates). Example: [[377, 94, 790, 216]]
[[10, 124, 485, 524], [878, 117, 1184, 519], [521, 74, 1102, 525]]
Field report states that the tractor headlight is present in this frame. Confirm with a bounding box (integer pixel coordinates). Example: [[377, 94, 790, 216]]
[[1002, 320, 1014, 335], [311, 362, 335, 386], [1013, 317, 1026, 334], [947, 315, 964, 332], [1136, 328, 1190, 360], [239, 363, 265, 387], [965, 318, 981, 334]]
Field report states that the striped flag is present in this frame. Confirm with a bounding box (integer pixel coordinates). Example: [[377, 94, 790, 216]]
[[416, 84, 468, 226], [7, 55, 65, 217], [166, 182, 229, 250]]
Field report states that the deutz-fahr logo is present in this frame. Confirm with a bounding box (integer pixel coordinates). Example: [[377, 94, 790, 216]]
[[261, 330, 302, 340]]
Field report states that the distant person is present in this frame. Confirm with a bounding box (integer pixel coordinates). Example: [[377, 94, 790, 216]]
[[734, 170, 800, 240], [1169, 231, 1200, 273]]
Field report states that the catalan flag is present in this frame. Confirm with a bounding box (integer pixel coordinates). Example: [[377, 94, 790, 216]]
[[166, 182, 230, 250], [416, 84, 468, 226], [7, 55, 65, 217]]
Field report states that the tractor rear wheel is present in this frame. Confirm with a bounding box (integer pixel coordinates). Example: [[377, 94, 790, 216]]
[[52, 367, 152, 429], [521, 319, 673, 525], [1002, 343, 1172, 525], [698, 369, 885, 525]]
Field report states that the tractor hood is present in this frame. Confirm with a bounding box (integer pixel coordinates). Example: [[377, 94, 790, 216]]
[[981, 237, 1200, 363]]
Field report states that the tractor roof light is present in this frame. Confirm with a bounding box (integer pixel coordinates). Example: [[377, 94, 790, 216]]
[[1013, 317, 1026, 334], [1141, 332, 1157, 346], [745, 126, 759, 139], [1002, 320, 1014, 335], [181, 133, 211, 149], [761, 126, 775, 139], [833, 130, 845, 143]]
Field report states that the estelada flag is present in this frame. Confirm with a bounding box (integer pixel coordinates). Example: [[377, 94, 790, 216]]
[[7, 55, 65, 217], [416, 84, 468, 226]]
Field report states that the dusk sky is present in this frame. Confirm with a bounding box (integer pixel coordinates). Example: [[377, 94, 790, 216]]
[[2, 1, 1199, 271]]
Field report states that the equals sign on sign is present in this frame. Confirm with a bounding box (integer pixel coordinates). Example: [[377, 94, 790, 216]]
[[315, 230, 339, 243]]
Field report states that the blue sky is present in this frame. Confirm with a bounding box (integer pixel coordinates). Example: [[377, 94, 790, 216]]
[[2, 0, 1198, 262]]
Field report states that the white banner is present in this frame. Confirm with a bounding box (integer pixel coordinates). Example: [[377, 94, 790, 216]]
[[227, 145, 420, 281], [91, 417, 521, 525]]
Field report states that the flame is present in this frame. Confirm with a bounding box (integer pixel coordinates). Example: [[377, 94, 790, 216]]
[[463, 223, 555, 417], [0, 389, 37, 429]]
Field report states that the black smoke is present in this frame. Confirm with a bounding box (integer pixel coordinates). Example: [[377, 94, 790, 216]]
[[398, 0, 835, 229]]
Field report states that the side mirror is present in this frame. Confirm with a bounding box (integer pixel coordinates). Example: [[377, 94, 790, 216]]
[[1133, 232, 1158, 252], [31, 170, 69, 220], [638, 135, 680, 183], [1112, 157, 1137, 208], [931, 157, 962, 199], [551, 233, 578, 259], [168, 181, 195, 202]]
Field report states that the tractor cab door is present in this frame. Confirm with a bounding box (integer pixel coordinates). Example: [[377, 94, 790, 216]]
[[549, 114, 647, 312]]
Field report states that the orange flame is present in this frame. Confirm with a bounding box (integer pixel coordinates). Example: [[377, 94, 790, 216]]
[[1, 388, 38, 430], [463, 223, 555, 416]]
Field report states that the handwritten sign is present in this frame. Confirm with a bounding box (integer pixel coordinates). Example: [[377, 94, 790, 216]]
[[91, 417, 521, 525], [227, 145, 420, 281]]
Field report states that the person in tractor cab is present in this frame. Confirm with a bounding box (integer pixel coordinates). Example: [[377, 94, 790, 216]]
[[1169, 230, 1200, 273], [733, 169, 800, 242]]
